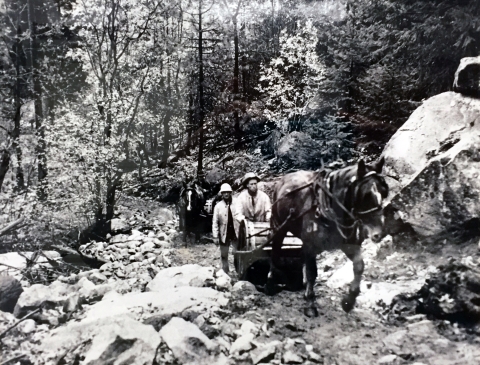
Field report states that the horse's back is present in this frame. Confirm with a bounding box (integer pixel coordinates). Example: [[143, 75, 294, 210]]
[[273, 170, 316, 228], [275, 170, 315, 198]]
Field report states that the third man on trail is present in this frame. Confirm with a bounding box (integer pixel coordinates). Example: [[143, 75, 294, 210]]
[[234, 172, 272, 225]]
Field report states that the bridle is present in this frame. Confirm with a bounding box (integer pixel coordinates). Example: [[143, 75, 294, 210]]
[[314, 169, 385, 241], [349, 171, 385, 216]]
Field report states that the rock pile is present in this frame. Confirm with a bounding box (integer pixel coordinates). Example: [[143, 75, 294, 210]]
[[79, 219, 178, 287], [1, 259, 331, 365], [388, 259, 480, 327]]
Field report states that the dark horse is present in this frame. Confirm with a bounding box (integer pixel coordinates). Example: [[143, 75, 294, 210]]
[[178, 182, 206, 245], [267, 157, 389, 317]]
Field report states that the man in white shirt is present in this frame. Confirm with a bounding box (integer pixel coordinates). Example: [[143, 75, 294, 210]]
[[234, 172, 272, 226]]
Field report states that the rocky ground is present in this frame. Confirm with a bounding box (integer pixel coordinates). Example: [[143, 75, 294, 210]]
[[1, 197, 480, 365]]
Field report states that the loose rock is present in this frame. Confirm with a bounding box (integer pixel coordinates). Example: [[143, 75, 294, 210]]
[[37, 314, 161, 365], [146, 264, 215, 292], [0, 275, 23, 313], [160, 317, 218, 364]]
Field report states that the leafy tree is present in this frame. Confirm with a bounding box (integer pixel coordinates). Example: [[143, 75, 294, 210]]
[[257, 19, 325, 132]]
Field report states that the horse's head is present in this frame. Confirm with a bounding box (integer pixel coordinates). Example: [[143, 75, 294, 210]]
[[349, 157, 389, 243], [182, 182, 205, 213]]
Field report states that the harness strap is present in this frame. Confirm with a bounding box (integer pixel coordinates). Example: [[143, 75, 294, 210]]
[[355, 206, 382, 215]]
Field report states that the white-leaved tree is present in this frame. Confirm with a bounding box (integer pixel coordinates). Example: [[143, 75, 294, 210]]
[[47, 0, 164, 239], [257, 19, 325, 132]]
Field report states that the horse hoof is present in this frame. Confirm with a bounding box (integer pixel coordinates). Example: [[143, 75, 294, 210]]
[[304, 306, 319, 317], [341, 294, 356, 313], [265, 281, 275, 296], [265, 279, 282, 296]]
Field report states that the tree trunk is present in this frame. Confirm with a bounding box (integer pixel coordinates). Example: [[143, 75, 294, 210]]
[[28, 0, 47, 199], [105, 176, 118, 226], [0, 149, 10, 191], [233, 21, 243, 149], [161, 69, 172, 165], [153, 126, 158, 155], [13, 26, 25, 190], [13, 103, 24, 190], [196, 0, 205, 175], [186, 88, 194, 155]]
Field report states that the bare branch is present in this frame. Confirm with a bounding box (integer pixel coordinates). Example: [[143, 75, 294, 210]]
[[0, 308, 41, 340]]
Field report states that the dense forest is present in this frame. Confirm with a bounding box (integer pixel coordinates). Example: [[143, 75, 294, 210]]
[[1, 0, 479, 247]]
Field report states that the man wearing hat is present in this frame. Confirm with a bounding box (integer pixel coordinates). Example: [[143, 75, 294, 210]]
[[212, 183, 238, 273], [234, 172, 272, 225]]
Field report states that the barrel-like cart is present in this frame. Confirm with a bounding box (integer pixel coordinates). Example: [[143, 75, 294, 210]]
[[234, 220, 304, 287]]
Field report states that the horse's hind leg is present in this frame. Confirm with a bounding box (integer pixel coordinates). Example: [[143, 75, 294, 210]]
[[265, 229, 286, 296], [341, 244, 364, 313], [303, 246, 319, 317]]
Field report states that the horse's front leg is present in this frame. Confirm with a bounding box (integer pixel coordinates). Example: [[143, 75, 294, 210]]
[[303, 245, 319, 317], [341, 244, 364, 313], [183, 218, 189, 247]]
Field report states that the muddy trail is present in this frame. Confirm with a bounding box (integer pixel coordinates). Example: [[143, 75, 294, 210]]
[[170, 235, 480, 365]]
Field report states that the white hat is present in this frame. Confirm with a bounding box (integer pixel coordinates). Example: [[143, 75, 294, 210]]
[[219, 183, 233, 193], [242, 172, 260, 186]]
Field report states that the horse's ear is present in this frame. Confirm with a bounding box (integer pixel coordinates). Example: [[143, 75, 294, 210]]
[[372, 156, 385, 173], [357, 159, 367, 178]]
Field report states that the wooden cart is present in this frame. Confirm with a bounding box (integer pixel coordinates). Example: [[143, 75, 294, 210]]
[[234, 220, 303, 283]]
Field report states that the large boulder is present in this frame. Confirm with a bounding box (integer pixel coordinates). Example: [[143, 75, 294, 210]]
[[82, 286, 229, 323], [146, 264, 215, 292], [14, 277, 126, 318], [36, 314, 161, 365], [276, 131, 316, 169], [151, 207, 174, 225], [383, 91, 480, 239], [159, 317, 221, 365], [453, 56, 480, 97], [110, 218, 131, 234], [0, 275, 23, 313], [261, 129, 283, 156], [14, 283, 72, 318]]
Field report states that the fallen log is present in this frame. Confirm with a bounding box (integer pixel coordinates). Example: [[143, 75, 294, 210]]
[[52, 244, 108, 269], [0, 217, 25, 237]]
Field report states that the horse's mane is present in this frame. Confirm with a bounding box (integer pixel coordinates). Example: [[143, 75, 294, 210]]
[[325, 165, 357, 199], [313, 164, 357, 220]]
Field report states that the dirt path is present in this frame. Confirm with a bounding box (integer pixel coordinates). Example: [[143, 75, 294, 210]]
[[169, 234, 480, 365]]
